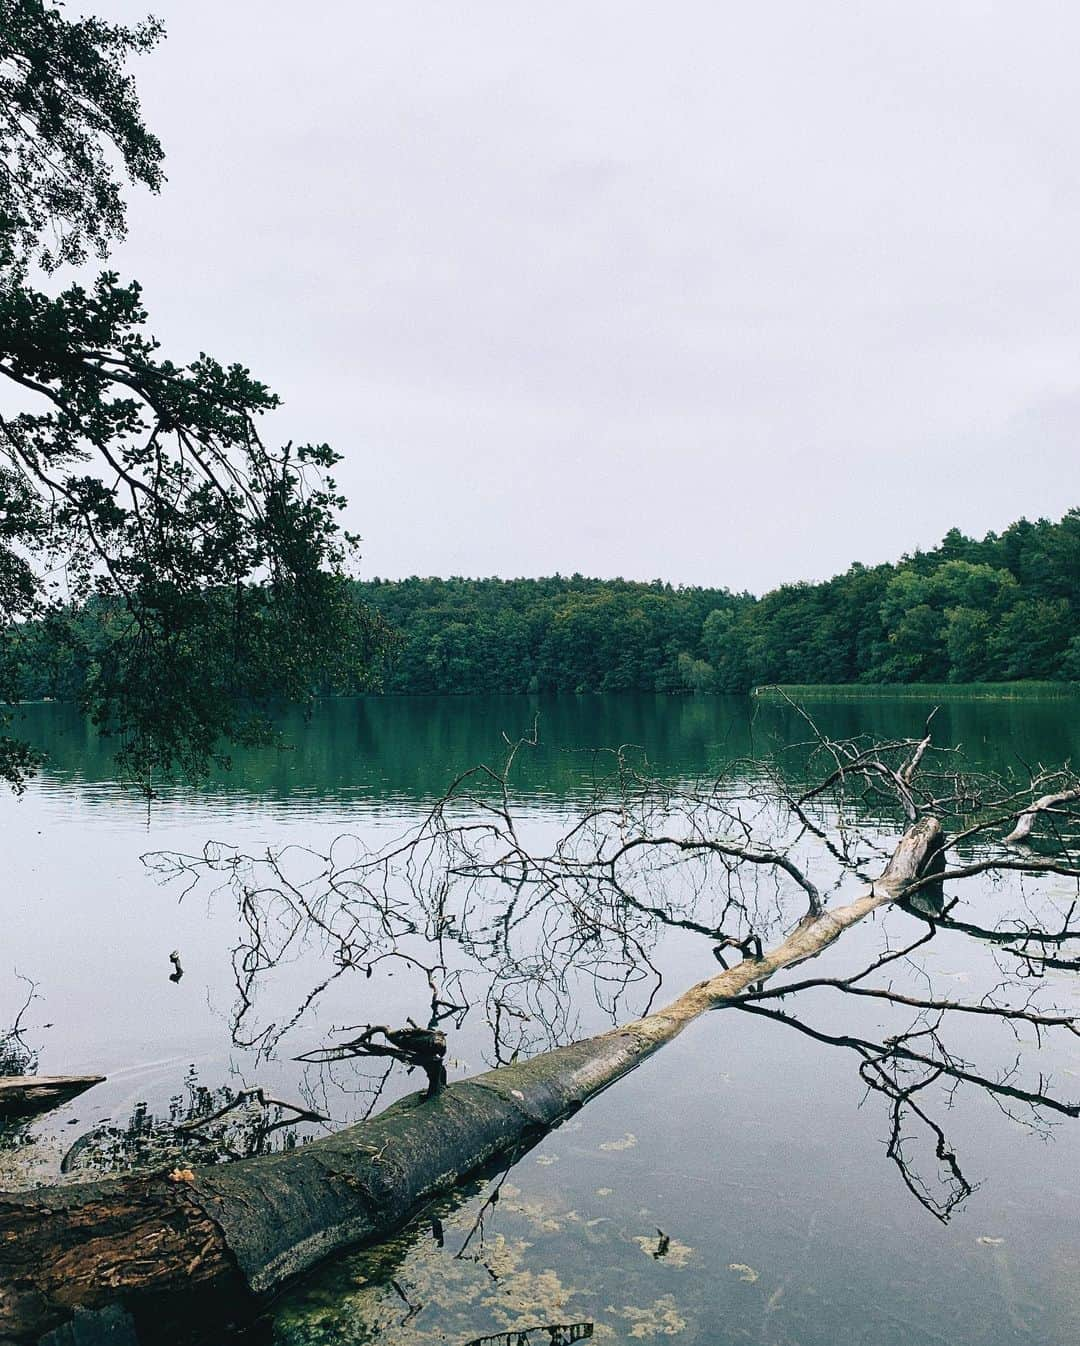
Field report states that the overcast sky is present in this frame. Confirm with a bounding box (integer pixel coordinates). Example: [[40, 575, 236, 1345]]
[[89, 1, 1080, 592]]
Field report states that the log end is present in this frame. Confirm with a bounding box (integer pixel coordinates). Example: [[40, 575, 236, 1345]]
[[0, 1076, 107, 1122], [0, 1175, 247, 1345]]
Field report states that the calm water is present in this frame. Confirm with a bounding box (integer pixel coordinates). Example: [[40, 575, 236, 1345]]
[[4, 692, 1080, 1345]]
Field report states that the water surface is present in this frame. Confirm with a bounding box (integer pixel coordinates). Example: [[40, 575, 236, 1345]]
[[3, 692, 1080, 1345]]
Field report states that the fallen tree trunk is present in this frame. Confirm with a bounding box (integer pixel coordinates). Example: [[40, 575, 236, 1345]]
[[0, 1076, 105, 1123], [0, 817, 942, 1345]]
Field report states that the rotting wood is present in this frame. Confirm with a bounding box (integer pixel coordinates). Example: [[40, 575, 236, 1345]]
[[0, 1076, 105, 1122], [0, 817, 942, 1345]]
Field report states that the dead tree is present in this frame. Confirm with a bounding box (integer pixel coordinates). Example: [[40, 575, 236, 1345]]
[[2, 719, 1079, 1343]]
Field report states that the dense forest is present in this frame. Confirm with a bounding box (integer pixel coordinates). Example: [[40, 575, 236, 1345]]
[[360, 575, 738, 693], [359, 510, 1080, 692], [5, 510, 1079, 700]]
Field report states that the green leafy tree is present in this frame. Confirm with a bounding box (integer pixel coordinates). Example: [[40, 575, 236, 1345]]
[[0, 1, 386, 787], [0, 0, 164, 275], [943, 606, 992, 682], [988, 598, 1072, 679], [702, 606, 752, 691]]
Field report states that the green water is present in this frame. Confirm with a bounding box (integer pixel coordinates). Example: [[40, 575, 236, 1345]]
[[3, 692, 1080, 1345], [11, 689, 1079, 799]]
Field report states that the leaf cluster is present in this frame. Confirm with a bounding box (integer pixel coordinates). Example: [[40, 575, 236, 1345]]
[[0, 2, 389, 787], [0, 0, 163, 274]]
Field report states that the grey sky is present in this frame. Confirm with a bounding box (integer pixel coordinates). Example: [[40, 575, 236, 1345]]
[[91, 0, 1079, 591]]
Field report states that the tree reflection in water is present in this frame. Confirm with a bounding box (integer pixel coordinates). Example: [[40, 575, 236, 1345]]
[[7, 712, 1080, 1341], [57, 1069, 326, 1177], [141, 712, 1080, 1227]]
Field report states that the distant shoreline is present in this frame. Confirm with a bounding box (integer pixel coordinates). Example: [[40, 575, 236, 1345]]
[[754, 681, 1078, 701]]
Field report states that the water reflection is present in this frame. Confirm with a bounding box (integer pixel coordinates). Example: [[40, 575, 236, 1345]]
[[9, 691, 1080, 814], [58, 1067, 325, 1177], [5, 694, 1080, 1345], [0, 977, 36, 1079]]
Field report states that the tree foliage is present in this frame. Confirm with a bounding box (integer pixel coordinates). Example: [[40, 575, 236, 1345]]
[[359, 576, 740, 695], [0, 1, 385, 786], [698, 512, 1080, 691], [0, 0, 164, 275], [352, 514, 1078, 695], [10, 511, 1078, 705]]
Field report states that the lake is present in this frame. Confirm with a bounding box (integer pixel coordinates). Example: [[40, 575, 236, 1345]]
[[4, 691, 1080, 1345]]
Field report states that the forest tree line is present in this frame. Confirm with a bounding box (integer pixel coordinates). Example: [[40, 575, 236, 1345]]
[[357, 509, 1080, 692], [5, 510, 1079, 701]]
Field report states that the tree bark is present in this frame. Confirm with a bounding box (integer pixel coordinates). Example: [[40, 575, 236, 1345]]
[[1003, 786, 1080, 844], [0, 817, 942, 1345], [0, 1077, 105, 1123]]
